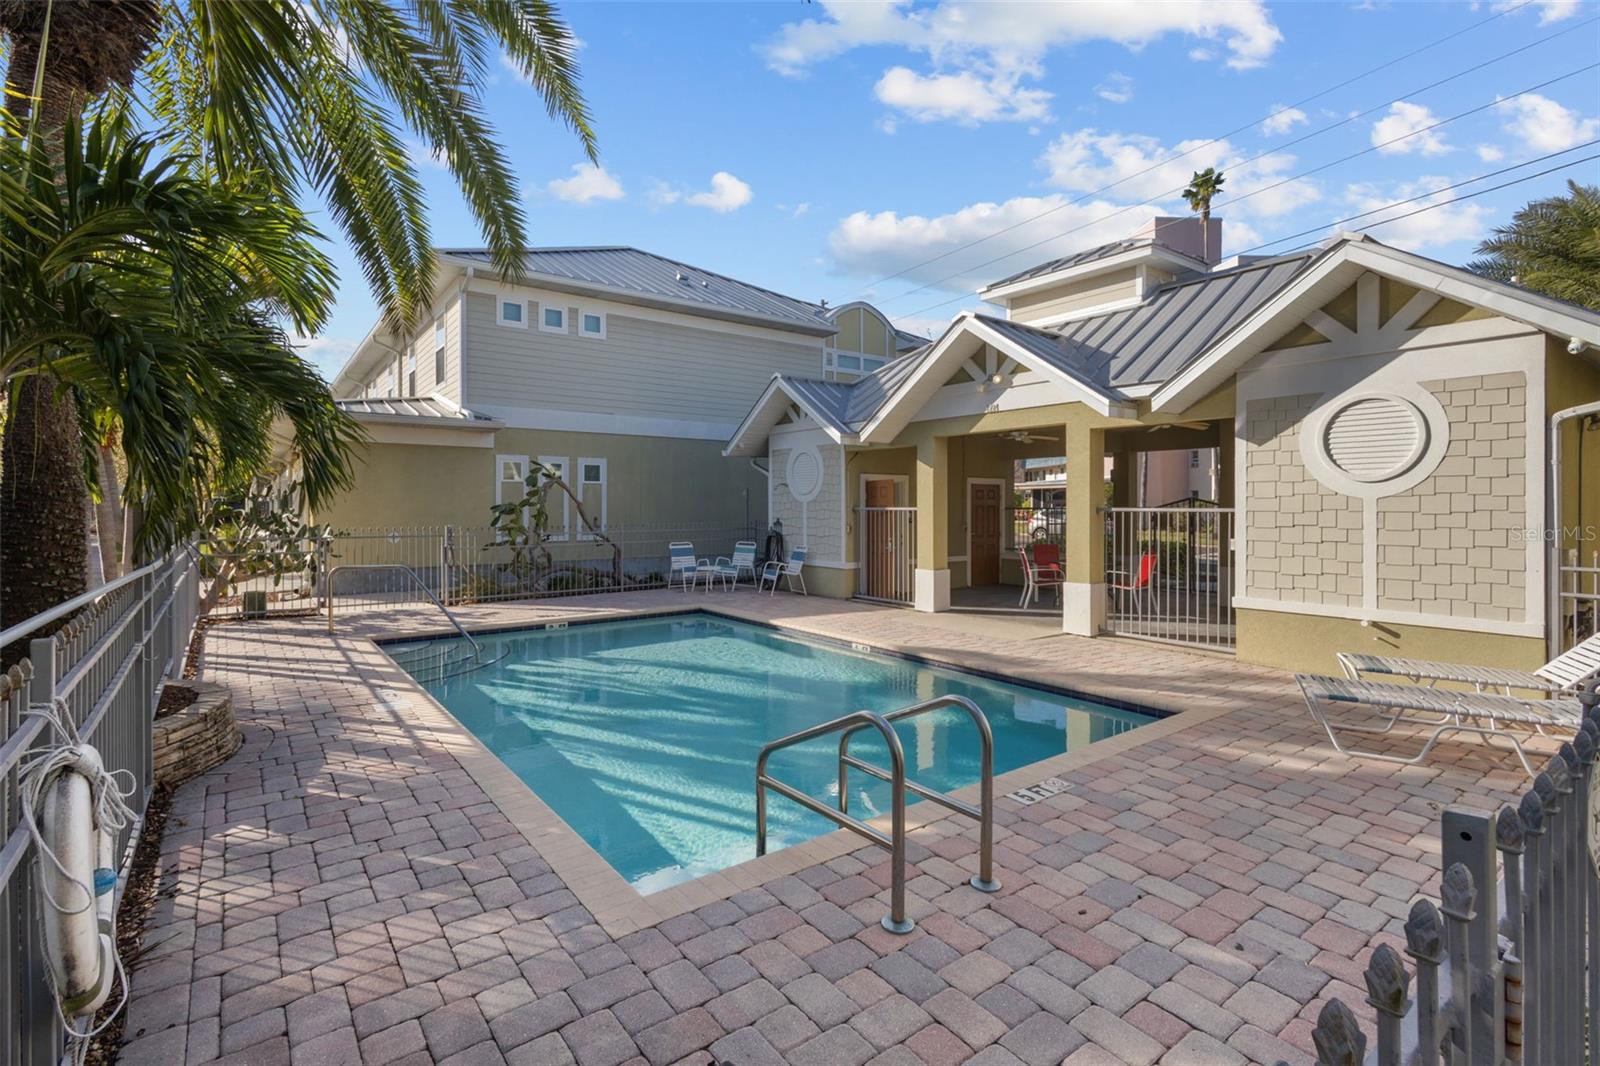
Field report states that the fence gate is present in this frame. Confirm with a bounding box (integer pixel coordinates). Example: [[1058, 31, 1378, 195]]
[[857, 507, 916, 606], [1103, 503, 1236, 652], [1299, 691, 1600, 1066], [1557, 547, 1598, 656]]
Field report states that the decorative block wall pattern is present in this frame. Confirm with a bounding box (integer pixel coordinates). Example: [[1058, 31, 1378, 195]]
[[1376, 373, 1527, 620], [1244, 395, 1363, 605]]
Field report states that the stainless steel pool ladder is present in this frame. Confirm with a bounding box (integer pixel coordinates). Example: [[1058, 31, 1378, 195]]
[[755, 694, 1000, 934], [324, 563, 484, 659]]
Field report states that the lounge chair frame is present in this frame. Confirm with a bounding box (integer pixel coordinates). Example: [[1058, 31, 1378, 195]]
[[1337, 631, 1600, 695]]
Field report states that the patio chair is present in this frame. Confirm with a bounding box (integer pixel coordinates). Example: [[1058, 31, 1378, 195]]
[[1337, 631, 1600, 695], [668, 541, 708, 591], [1107, 551, 1157, 614], [758, 546, 808, 596], [1019, 543, 1065, 608], [1296, 673, 1584, 778], [711, 541, 758, 589]]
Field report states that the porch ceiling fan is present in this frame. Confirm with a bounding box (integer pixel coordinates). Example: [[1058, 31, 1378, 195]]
[[999, 430, 1059, 444]]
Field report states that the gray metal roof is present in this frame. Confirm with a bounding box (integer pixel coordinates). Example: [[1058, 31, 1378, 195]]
[[985, 236, 1210, 289], [334, 397, 499, 424], [439, 246, 834, 333]]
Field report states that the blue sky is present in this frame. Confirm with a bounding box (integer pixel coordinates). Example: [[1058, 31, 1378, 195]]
[[301, 0, 1600, 377]]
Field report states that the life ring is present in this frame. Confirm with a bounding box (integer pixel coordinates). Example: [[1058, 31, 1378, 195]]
[[37, 748, 118, 1017]]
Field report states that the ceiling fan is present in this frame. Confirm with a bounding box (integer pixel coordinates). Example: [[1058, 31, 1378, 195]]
[[1000, 430, 1060, 444]]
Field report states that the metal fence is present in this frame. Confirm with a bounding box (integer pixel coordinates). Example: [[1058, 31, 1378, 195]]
[[1557, 547, 1598, 656], [315, 523, 761, 612], [1103, 504, 1236, 652], [857, 508, 917, 605], [1297, 691, 1600, 1066], [1007, 506, 1065, 555], [0, 548, 200, 1066]]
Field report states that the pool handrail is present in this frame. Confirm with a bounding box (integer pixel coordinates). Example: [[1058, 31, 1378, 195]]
[[756, 709, 913, 933], [325, 563, 484, 660], [836, 694, 1000, 895]]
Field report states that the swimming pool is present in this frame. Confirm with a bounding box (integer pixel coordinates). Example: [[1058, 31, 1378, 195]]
[[387, 613, 1158, 894]]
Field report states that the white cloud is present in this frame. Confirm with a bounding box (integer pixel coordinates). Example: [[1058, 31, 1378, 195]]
[[874, 67, 1050, 125], [294, 335, 358, 378], [1476, 143, 1506, 162], [763, 1, 1281, 126], [654, 172, 753, 213], [1493, 0, 1581, 23], [1095, 72, 1134, 105], [1260, 105, 1307, 136], [1496, 92, 1600, 153], [545, 163, 624, 204], [407, 140, 448, 171], [1342, 177, 1491, 251], [776, 202, 811, 219], [1370, 101, 1451, 155]]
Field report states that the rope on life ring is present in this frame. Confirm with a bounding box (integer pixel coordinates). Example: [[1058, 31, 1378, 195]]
[[20, 698, 138, 1063]]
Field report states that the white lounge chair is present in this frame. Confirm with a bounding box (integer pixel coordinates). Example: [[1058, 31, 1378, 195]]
[[1338, 632, 1600, 695], [1297, 673, 1584, 777], [711, 541, 758, 589], [668, 541, 708, 591], [758, 546, 807, 596]]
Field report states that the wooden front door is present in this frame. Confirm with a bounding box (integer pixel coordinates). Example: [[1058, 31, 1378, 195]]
[[969, 482, 1001, 586], [864, 479, 897, 599]]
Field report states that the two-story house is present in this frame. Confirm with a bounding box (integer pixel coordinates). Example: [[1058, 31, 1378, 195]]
[[317, 247, 920, 543]]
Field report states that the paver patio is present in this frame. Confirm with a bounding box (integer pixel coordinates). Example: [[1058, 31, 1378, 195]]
[[120, 591, 1553, 1065]]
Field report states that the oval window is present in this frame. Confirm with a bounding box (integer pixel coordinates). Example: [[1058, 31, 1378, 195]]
[[1321, 396, 1428, 483], [787, 447, 823, 502]]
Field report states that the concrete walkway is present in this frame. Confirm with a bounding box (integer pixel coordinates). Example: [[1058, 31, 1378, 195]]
[[120, 591, 1548, 1065]]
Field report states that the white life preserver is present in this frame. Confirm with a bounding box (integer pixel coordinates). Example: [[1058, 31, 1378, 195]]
[[37, 749, 118, 1017]]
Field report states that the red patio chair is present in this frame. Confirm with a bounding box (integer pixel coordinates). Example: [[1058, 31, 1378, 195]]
[[1108, 551, 1158, 614], [1020, 543, 1065, 608]]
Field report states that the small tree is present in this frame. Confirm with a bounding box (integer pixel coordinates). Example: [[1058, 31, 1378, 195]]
[[198, 479, 331, 615], [489, 461, 622, 590], [1181, 168, 1226, 261]]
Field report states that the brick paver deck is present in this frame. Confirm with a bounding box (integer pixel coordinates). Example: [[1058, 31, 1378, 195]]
[[121, 592, 1551, 1065]]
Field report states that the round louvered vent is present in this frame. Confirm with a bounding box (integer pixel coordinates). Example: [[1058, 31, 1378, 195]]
[[1321, 396, 1427, 482], [788, 447, 823, 502]]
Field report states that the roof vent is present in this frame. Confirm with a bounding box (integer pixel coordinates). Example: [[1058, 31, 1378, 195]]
[[675, 270, 686, 282], [1322, 396, 1427, 482]]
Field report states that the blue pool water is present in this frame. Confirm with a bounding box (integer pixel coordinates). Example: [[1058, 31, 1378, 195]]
[[388, 613, 1157, 893]]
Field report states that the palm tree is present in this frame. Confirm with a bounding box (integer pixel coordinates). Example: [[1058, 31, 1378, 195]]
[[2, 107, 362, 652], [0, 0, 594, 631], [1181, 167, 1226, 262], [1469, 181, 1600, 311]]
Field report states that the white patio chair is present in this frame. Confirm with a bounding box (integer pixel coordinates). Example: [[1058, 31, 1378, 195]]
[[1338, 631, 1600, 695], [758, 546, 808, 596], [1297, 673, 1584, 778], [668, 542, 708, 591], [711, 541, 758, 590]]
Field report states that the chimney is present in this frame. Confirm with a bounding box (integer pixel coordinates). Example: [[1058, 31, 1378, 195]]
[[1135, 216, 1222, 265]]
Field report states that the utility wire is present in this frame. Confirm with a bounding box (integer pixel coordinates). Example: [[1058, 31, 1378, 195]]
[[884, 61, 1599, 316], [894, 145, 1600, 322], [843, 0, 1581, 302], [1236, 140, 1600, 255]]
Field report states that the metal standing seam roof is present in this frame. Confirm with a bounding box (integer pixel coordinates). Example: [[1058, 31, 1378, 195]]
[[984, 237, 1209, 289], [334, 397, 499, 423], [438, 246, 835, 332]]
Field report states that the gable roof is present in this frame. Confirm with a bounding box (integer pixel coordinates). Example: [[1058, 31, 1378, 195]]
[[1150, 236, 1600, 412], [438, 246, 835, 335]]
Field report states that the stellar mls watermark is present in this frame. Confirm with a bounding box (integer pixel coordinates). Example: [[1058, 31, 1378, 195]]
[[1512, 525, 1599, 543]]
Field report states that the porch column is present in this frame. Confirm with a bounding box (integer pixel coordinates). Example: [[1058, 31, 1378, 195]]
[[1063, 423, 1106, 635], [914, 435, 950, 612]]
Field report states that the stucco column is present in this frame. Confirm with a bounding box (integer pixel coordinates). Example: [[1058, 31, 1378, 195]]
[[914, 435, 950, 612], [1063, 424, 1106, 635]]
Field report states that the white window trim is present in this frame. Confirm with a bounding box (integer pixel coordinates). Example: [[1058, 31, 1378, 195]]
[[577, 457, 607, 539], [579, 311, 606, 339], [538, 454, 571, 541], [539, 305, 568, 335], [498, 298, 528, 328], [496, 454, 528, 503]]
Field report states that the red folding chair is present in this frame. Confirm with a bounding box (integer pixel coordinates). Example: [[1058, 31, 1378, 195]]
[[1020, 543, 1065, 608], [1108, 551, 1158, 613]]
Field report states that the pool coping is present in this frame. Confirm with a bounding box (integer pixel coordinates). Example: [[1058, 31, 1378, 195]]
[[361, 601, 1244, 938]]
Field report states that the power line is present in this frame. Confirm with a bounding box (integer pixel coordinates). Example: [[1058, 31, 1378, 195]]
[[882, 60, 1598, 315], [1236, 140, 1600, 255], [842, 0, 1587, 303], [893, 145, 1600, 322]]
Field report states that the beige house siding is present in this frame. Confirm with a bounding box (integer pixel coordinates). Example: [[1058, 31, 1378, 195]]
[[461, 292, 823, 426], [1375, 373, 1526, 619], [1243, 394, 1362, 605], [1007, 267, 1139, 327]]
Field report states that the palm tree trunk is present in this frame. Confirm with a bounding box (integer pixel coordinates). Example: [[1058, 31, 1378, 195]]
[[95, 438, 124, 579], [1, 377, 89, 666]]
